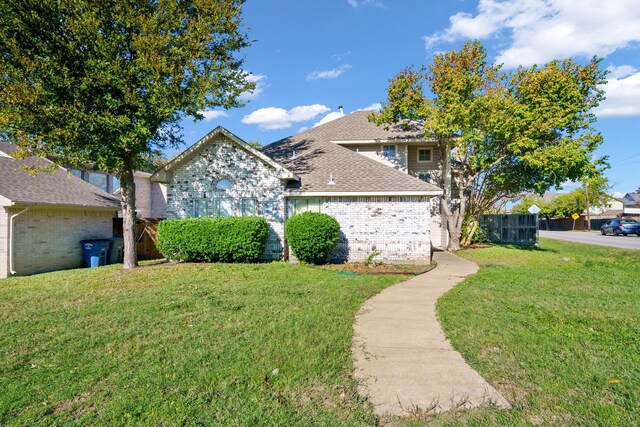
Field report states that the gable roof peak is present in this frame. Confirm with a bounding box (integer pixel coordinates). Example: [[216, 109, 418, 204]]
[[150, 126, 298, 183]]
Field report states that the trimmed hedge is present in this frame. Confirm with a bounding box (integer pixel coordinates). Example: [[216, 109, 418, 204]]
[[156, 217, 269, 263], [285, 212, 341, 265]]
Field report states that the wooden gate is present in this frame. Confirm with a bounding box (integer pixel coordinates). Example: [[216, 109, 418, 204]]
[[113, 218, 164, 260]]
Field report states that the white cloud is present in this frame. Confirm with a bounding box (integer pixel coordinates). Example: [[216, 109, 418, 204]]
[[354, 102, 382, 112], [307, 64, 352, 81], [607, 64, 638, 79], [241, 104, 330, 130], [612, 191, 625, 198], [425, 0, 640, 68], [239, 74, 267, 102], [595, 68, 640, 117], [199, 110, 228, 121], [347, 0, 384, 8], [313, 112, 343, 127]]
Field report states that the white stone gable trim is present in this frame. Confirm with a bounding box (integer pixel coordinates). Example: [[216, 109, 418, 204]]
[[151, 126, 298, 183]]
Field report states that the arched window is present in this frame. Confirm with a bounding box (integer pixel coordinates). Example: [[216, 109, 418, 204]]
[[215, 178, 234, 190]]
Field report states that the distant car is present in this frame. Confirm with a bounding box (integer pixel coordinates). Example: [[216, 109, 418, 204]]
[[600, 218, 640, 236]]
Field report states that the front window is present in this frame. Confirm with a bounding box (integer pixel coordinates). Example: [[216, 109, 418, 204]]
[[381, 145, 396, 158], [213, 198, 234, 217], [215, 178, 234, 190], [417, 148, 432, 163], [193, 199, 208, 218], [241, 198, 257, 216], [87, 172, 109, 192], [288, 198, 323, 217]]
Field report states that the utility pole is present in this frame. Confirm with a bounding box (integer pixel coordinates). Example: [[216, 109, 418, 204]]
[[585, 181, 591, 231]]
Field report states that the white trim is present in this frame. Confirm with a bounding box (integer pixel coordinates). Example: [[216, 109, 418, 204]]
[[331, 139, 431, 144], [287, 190, 443, 197], [0, 195, 12, 206], [416, 146, 434, 164]]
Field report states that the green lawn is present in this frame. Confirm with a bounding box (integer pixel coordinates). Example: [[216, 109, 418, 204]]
[[0, 262, 406, 426], [432, 238, 640, 426]]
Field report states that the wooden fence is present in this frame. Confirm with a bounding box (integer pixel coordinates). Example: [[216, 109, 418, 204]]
[[480, 214, 538, 245], [113, 218, 164, 260]]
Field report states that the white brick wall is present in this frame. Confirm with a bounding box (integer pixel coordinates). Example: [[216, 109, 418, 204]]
[[8, 207, 114, 276], [166, 135, 286, 259], [150, 182, 167, 218], [0, 207, 8, 278], [134, 174, 152, 218], [322, 196, 431, 261]]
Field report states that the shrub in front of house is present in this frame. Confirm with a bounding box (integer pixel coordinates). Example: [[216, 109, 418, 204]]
[[157, 217, 269, 263], [285, 212, 341, 265]]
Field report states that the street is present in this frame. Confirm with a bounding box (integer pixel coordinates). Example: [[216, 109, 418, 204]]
[[540, 230, 640, 250]]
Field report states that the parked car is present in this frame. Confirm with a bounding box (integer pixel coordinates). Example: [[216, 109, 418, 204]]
[[600, 218, 640, 236]]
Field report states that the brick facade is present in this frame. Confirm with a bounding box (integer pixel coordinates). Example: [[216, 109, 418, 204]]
[[321, 196, 431, 261], [165, 135, 286, 259], [1, 207, 114, 277], [163, 134, 434, 262]]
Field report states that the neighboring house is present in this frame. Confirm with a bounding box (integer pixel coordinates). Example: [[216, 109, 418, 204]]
[[72, 168, 167, 219], [621, 192, 640, 215], [587, 196, 624, 217], [0, 142, 120, 278], [151, 112, 444, 261], [113, 171, 167, 219]]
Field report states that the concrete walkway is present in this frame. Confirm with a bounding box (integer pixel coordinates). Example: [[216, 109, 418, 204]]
[[352, 251, 510, 416]]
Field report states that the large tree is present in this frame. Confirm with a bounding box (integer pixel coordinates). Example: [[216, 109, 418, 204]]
[[0, 0, 253, 269], [372, 41, 607, 250]]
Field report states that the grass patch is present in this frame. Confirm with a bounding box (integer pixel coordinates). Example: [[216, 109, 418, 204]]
[[430, 238, 640, 425], [0, 262, 407, 425]]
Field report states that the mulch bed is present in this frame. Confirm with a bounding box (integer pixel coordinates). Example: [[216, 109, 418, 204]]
[[319, 262, 435, 276]]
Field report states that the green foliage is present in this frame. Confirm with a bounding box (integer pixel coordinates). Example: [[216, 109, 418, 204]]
[[372, 40, 608, 249], [0, 262, 404, 425], [364, 250, 382, 267], [512, 194, 554, 217], [513, 175, 611, 219], [157, 217, 268, 263], [0, 0, 252, 172], [0, 0, 253, 267], [285, 212, 341, 265]]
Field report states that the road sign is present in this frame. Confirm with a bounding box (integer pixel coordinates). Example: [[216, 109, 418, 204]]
[[528, 204, 541, 214], [571, 213, 580, 220]]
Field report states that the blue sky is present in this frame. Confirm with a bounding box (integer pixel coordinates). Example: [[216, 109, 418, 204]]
[[179, 0, 640, 196]]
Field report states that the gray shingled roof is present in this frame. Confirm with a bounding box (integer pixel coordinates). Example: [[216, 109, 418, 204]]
[[0, 143, 120, 209], [262, 112, 442, 194], [320, 110, 425, 141]]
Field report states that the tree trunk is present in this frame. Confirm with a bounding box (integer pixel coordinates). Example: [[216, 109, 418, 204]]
[[120, 154, 138, 270]]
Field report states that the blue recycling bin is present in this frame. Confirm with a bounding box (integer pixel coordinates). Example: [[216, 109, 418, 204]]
[[80, 239, 111, 268]]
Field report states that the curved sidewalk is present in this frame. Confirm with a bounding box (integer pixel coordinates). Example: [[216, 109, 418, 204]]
[[352, 251, 510, 416]]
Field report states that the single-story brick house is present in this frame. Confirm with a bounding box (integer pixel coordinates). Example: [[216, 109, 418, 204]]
[[151, 112, 443, 261], [0, 142, 120, 278]]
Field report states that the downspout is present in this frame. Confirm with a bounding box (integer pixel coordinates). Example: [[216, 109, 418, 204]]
[[9, 206, 30, 275]]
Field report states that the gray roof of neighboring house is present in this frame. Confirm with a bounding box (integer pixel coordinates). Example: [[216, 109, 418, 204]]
[[0, 142, 120, 209], [262, 112, 442, 195], [622, 192, 640, 205], [317, 110, 426, 141]]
